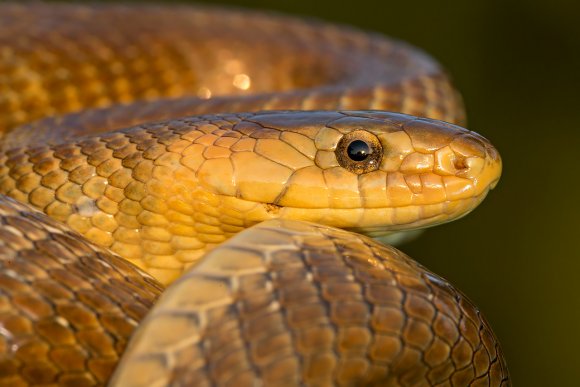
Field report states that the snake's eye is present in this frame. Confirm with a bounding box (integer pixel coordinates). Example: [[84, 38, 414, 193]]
[[347, 140, 371, 161], [336, 130, 383, 174]]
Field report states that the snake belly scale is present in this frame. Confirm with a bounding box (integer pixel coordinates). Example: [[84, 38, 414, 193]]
[[0, 3, 509, 386]]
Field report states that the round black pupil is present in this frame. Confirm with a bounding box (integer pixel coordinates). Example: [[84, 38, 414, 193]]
[[347, 140, 371, 161]]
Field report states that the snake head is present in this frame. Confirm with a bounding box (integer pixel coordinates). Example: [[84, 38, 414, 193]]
[[208, 110, 501, 236]]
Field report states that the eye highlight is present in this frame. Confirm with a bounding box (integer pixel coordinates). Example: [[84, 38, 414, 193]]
[[335, 130, 383, 174]]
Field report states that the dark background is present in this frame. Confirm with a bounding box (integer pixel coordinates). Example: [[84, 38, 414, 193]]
[[50, 0, 580, 385]]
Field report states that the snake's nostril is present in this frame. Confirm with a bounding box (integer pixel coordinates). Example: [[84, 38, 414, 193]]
[[453, 155, 468, 171]]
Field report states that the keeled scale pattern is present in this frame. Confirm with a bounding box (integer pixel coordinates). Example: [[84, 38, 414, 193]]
[[112, 220, 509, 386], [0, 196, 162, 386]]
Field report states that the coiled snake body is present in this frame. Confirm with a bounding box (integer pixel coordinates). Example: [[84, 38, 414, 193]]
[[0, 3, 509, 386]]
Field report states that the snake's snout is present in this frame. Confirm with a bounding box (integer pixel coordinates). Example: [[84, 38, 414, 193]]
[[399, 117, 502, 201], [446, 130, 502, 194]]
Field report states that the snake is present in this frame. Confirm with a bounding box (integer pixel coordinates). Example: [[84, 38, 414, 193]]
[[0, 3, 509, 386]]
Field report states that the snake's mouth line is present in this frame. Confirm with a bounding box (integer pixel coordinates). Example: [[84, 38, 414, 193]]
[[354, 191, 492, 237], [259, 185, 494, 237], [269, 188, 490, 212]]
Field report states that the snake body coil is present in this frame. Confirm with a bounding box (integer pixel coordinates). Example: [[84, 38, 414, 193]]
[[0, 3, 508, 386]]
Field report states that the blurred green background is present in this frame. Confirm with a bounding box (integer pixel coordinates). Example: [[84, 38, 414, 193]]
[[50, 0, 580, 384]]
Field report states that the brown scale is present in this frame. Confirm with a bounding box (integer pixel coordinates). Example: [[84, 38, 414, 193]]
[[111, 220, 509, 386], [0, 3, 461, 141], [0, 196, 162, 385]]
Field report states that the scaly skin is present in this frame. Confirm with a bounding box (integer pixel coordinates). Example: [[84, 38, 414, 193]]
[[0, 2, 463, 139], [0, 3, 508, 386], [111, 220, 509, 386], [0, 196, 162, 385], [0, 111, 500, 284]]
